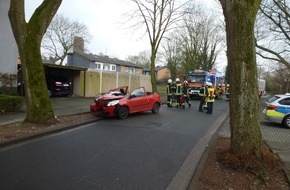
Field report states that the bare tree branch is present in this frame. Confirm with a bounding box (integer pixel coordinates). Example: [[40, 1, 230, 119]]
[[256, 0, 290, 69], [42, 14, 91, 65], [129, 0, 188, 92]]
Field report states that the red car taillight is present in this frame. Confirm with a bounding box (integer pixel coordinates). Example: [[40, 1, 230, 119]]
[[267, 104, 277, 110], [55, 81, 62, 86]]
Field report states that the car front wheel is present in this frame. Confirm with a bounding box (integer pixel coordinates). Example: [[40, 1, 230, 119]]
[[151, 103, 160, 114], [117, 106, 129, 119], [283, 115, 290, 128]]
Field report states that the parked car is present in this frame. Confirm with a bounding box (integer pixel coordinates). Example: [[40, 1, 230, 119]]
[[46, 77, 72, 97], [90, 86, 161, 119], [263, 93, 290, 128]]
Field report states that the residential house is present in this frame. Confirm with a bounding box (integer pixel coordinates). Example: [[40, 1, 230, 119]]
[[143, 66, 171, 82], [67, 37, 143, 74], [64, 37, 151, 96], [67, 53, 143, 74]]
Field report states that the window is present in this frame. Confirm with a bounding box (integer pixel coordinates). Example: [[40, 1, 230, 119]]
[[268, 96, 280, 103], [96, 63, 101, 70], [103, 64, 109, 70], [111, 65, 116, 71], [279, 98, 290, 105]]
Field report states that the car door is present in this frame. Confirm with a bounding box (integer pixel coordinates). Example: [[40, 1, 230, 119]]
[[128, 88, 148, 113], [278, 97, 290, 114]]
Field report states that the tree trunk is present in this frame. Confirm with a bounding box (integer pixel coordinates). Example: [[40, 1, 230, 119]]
[[9, 0, 62, 125], [220, 0, 262, 155], [150, 47, 157, 93]]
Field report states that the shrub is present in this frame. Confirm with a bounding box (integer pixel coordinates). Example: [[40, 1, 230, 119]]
[[0, 95, 24, 112]]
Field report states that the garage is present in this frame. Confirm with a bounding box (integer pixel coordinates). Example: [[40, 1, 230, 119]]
[[17, 63, 87, 97]]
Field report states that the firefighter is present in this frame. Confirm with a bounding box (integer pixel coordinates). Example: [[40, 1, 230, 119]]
[[226, 84, 230, 99], [206, 82, 216, 114], [174, 78, 182, 108], [199, 82, 207, 112], [181, 80, 191, 109], [217, 84, 223, 100], [166, 79, 174, 107]]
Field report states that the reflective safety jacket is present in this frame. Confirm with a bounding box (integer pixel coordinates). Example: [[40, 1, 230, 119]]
[[217, 87, 223, 94], [169, 83, 176, 94], [199, 86, 207, 97], [166, 83, 172, 95], [182, 85, 189, 97], [175, 82, 182, 95], [207, 87, 216, 102]]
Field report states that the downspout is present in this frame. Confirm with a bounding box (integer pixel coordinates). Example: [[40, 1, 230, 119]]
[[129, 72, 131, 92], [84, 70, 86, 97], [100, 70, 103, 94], [116, 72, 119, 88]]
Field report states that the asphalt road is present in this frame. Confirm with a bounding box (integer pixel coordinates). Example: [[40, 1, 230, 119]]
[[0, 99, 229, 190]]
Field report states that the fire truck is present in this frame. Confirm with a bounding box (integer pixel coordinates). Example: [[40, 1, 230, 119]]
[[187, 69, 224, 99]]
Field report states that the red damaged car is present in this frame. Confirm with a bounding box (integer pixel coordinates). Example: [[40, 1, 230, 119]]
[[90, 86, 161, 119]]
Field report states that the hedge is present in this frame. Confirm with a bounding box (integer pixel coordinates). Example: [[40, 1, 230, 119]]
[[0, 95, 24, 112]]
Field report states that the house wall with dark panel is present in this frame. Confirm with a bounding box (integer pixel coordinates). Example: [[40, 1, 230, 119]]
[[0, 0, 18, 93], [67, 53, 96, 69]]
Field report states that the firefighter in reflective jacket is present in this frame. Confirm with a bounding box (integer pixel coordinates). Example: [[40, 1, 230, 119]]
[[181, 80, 191, 109], [199, 82, 207, 112], [226, 84, 230, 99], [174, 78, 182, 108], [217, 84, 223, 100], [166, 79, 175, 107], [206, 82, 216, 114]]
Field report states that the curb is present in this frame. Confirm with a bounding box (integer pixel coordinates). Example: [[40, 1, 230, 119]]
[[166, 112, 229, 190], [265, 141, 290, 185]]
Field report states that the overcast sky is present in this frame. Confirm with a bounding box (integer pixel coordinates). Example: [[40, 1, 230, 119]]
[[25, 0, 151, 60], [25, 0, 225, 69]]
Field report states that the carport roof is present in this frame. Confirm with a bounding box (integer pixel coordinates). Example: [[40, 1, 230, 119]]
[[43, 63, 88, 71], [71, 52, 143, 69]]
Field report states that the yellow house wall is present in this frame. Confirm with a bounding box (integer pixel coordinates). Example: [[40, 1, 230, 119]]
[[101, 72, 117, 93], [83, 70, 151, 97], [84, 71, 100, 96], [140, 75, 152, 92], [117, 72, 129, 88], [73, 72, 81, 96], [130, 75, 140, 92]]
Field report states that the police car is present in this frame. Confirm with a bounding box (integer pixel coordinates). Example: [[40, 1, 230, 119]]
[[263, 93, 290, 128]]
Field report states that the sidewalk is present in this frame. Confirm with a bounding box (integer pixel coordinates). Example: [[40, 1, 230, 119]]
[[0, 97, 94, 126], [219, 115, 290, 183]]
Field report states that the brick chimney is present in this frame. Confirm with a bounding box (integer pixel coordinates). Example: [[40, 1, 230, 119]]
[[73, 36, 84, 53]]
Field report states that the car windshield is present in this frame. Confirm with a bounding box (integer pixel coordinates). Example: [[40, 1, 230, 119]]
[[131, 88, 145, 97]]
